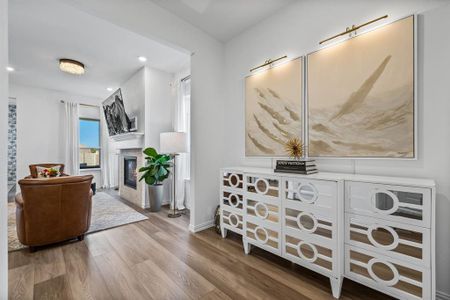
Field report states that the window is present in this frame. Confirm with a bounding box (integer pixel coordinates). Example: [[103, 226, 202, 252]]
[[79, 118, 101, 169]]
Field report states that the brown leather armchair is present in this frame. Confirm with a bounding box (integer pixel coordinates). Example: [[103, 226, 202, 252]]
[[16, 175, 93, 251], [28, 163, 66, 178]]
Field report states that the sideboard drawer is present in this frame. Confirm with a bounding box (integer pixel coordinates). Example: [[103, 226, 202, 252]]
[[283, 178, 338, 215], [284, 233, 336, 277], [246, 197, 280, 226], [345, 181, 431, 228], [221, 188, 244, 213], [283, 204, 335, 246], [345, 245, 430, 300], [221, 170, 244, 190], [346, 213, 430, 267], [245, 219, 281, 256], [245, 174, 280, 199], [221, 209, 244, 235]]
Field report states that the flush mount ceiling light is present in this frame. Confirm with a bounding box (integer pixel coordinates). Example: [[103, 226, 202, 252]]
[[138, 56, 147, 62], [106, 87, 113, 92], [6, 66, 14, 72], [59, 58, 85, 75]]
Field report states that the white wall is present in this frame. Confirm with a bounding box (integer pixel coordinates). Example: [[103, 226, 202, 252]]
[[0, 0, 8, 296], [144, 67, 174, 150], [9, 84, 102, 185], [61, 0, 226, 229], [417, 6, 450, 296], [223, 0, 450, 295], [121, 67, 146, 134], [145, 67, 175, 206]]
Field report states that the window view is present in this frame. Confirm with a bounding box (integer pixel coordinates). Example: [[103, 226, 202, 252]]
[[79, 118, 101, 169]]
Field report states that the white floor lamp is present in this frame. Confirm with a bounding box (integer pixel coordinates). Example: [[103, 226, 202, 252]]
[[160, 132, 188, 218]]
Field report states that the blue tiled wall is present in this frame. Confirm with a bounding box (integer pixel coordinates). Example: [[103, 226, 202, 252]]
[[8, 104, 16, 184]]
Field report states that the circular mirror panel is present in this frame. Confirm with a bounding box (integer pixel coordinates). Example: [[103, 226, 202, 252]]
[[229, 194, 240, 208], [297, 184, 318, 203], [297, 242, 318, 262], [229, 213, 239, 227], [255, 179, 269, 194], [296, 212, 318, 233], [254, 202, 269, 219], [367, 259, 399, 286], [229, 174, 240, 188], [368, 225, 399, 250], [371, 190, 399, 215], [255, 226, 269, 244]]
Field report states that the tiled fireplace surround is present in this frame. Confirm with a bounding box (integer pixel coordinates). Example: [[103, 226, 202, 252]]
[[118, 148, 147, 208], [113, 133, 147, 208]]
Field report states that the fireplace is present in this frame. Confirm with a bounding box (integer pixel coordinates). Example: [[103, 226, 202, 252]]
[[119, 149, 146, 208], [124, 156, 137, 189]]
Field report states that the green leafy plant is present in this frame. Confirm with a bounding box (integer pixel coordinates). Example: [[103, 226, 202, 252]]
[[138, 147, 171, 185]]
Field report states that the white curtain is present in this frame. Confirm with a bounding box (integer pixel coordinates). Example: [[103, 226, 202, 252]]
[[63, 102, 80, 175], [100, 109, 112, 188], [173, 77, 191, 209]]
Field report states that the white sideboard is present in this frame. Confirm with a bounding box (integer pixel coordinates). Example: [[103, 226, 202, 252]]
[[220, 167, 436, 300]]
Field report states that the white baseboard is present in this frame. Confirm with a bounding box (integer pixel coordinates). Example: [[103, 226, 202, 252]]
[[189, 219, 214, 233], [437, 291, 450, 300]]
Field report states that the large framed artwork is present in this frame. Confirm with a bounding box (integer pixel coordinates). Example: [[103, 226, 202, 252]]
[[308, 16, 415, 158], [245, 57, 303, 156], [102, 88, 131, 136]]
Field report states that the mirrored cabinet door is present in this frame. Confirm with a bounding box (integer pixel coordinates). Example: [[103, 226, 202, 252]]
[[345, 181, 431, 228]]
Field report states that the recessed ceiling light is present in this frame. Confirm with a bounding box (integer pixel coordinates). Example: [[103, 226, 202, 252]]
[[59, 58, 85, 75], [6, 66, 14, 72], [138, 56, 147, 62], [106, 87, 113, 92]]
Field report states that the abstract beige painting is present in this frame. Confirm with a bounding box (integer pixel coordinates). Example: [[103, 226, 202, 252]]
[[308, 16, 415, 158], [245, 57, 303, 156]]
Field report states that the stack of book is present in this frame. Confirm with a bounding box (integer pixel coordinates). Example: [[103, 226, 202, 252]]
[[274, 159, 318, 175]]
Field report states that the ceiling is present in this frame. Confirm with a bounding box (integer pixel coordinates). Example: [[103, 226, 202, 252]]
[[9, 0, 190, 99], [148, 0, 295, 42]]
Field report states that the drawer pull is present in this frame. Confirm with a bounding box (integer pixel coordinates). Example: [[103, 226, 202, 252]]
[[297, 183, 319, 203], [229, 174, 240, 188], [367, 224, 399, 250], [296, 212, 318, 233], [254, 202, 269, 220], [297, 241, 318, 263], [228, 193, 240, 208], [228, 213, 240, 228], [370, 189, 399, 215], [367, 258, 399, 287], [255, 226, 269, 244]]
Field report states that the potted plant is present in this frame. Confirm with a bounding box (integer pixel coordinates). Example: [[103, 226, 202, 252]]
[[138, 147, 171, 212]]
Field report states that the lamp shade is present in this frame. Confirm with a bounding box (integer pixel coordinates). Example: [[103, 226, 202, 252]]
[[160, 132, 188, 154]]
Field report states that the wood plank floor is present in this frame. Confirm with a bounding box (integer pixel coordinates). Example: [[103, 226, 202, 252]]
[[8, 196, 393, 299]]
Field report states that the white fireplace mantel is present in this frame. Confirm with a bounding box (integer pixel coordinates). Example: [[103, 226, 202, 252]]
[[111, 132, 144, 150]]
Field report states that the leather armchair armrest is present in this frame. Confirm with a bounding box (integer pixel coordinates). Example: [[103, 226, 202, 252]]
[[15, 193, 24, 208], [15, 193, 26, 245]]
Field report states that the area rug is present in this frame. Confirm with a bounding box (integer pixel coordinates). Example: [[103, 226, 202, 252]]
[[8, 192, 148, 252]]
